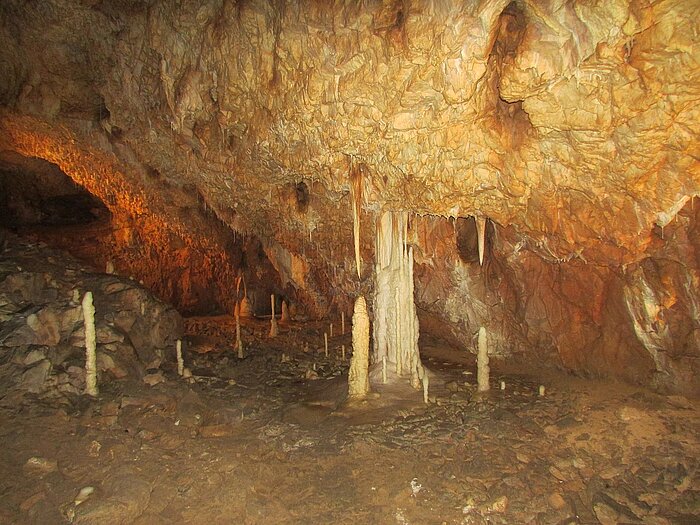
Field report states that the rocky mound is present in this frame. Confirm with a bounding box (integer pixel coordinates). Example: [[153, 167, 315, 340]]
[[0, 232, 183, 403]]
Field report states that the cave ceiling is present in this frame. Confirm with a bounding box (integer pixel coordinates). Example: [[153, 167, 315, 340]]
[[0, 0, 698, 275]]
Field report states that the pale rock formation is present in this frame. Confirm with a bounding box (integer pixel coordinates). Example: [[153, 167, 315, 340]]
[[476, 217, 487, 266], [280, 300, 290, 322], [373, 212, 422, 389], [82, 291, 98, 396], [477, 327, 490, 393], [176, 339, 184, 376], [348, 296, 370, 399], [269, 294, 278, 338], [235, 313, 243, 359]]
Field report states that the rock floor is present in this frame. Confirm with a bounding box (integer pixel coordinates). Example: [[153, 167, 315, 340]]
[[0, 316, 698, 524]]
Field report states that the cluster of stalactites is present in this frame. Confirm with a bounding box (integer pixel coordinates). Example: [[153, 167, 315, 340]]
[[372, 211, 423, 389]]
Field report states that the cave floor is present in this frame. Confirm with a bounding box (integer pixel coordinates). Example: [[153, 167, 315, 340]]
[[0, 316, 698, 525]]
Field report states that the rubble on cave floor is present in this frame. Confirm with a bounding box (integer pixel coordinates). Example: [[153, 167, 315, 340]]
[[0, 310, 697, 524]]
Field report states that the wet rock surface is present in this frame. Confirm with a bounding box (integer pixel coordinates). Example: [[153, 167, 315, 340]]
[[1, 315, 697, 524]]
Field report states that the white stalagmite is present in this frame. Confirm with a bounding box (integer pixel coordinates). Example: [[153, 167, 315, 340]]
[[82, 291, 98, 396], [476, 217, 486, 266], [341, 345, 346, 360], [330, 323, 333, 338], [477, 326, 490, 392], [348, 295, 370, 398], [324, 332, 328, 357], [269, 294, 278, 338], [281, 300, 290, 322], [373, 211, 422, 389], [341, 311, 345, 335], [176, 339, 184, 376]]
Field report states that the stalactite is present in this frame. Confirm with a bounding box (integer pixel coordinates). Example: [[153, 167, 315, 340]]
[[348, 295, 370, 398], [373, 211, 422, 389], [476, 216, 486, 266], [350, 161, 363, 278]]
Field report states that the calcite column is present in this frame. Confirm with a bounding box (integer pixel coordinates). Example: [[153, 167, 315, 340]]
[[373, 211, 422, 389]]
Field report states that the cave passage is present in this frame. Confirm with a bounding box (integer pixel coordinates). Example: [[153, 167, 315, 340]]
[[0, 0, 698, 523]]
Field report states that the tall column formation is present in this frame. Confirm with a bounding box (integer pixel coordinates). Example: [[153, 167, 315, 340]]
[[373, 211, 422, 389], [348, 296, 370, 398], [82, 291, 98, 396]]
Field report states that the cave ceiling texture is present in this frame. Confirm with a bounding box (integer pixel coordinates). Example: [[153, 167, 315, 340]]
[[0, 0, 698, 394]]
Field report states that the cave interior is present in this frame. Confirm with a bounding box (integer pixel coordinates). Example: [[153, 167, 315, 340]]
[[0, 1, 698, 524]]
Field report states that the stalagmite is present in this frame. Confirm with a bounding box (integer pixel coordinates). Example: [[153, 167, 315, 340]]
[[82, 291, 98, 396], [350, 162, 363, 278], [341, 312, 345, 335], [239, 296, 253, 318], [476, 217, 486, 266], [233, 301, 240, 318], [341, 345, 346, 360], [373, 211, 423, 390], [281, 300, 290, 322], [422, 374, 429, 404], [324, 332, 328, 357], [348, 296, 370, 398], [176, 339, 184, 376], [539, 385, 546, 397], [269, 294, 278, 338], [330, 323, 333, 338], [500, 380, 506, 391], [239, 277, 253, 318], [235, 313, 243, 359], [105, 260, 114, 274], [477, 326, 490, 392]]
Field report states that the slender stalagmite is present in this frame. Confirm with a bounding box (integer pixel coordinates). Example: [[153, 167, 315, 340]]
[[281, 300, 290, 322], [176, 339, 184, 376], [341, 311, 345, 335], [477, 326, 490, 392], [235, 313, 243, 358], [330, 323, 334, 338], [324, 332, 328, 357], [269, 294, 278, 337], [82, 291, 98, 396], [348, 296, 370, 398]]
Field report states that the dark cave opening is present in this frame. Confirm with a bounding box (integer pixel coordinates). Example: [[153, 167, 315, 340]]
[[0, 151, 110, 228]]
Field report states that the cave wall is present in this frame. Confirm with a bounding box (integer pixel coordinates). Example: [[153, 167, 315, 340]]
[[0, 0, 698, 392]]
